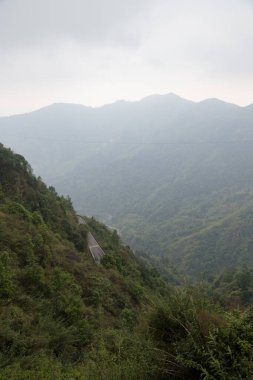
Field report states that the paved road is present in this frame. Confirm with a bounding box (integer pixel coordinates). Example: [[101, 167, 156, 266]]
[[77, 215, 86, 225], [87, 232, 105, 264], [77, 215, 105, 264]]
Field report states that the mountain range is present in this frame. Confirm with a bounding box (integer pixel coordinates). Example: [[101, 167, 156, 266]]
[[1, 93, 253, 278]]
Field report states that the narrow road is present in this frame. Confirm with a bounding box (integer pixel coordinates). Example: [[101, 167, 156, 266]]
[[87, 232, 105, 264], [77, 215, 105, 264]]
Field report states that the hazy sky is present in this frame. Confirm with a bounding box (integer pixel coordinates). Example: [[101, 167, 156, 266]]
[[1, 0, 253, 115]]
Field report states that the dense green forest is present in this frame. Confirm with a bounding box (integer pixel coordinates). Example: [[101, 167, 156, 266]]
[[1, 95, 253, 279], [0, 143, 253, 379]]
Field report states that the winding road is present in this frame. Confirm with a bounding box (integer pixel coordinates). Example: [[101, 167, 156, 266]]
[[77, 215, 105, 264]]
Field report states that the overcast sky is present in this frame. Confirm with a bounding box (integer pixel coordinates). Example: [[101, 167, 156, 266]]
[[1, 0, 253, 115]]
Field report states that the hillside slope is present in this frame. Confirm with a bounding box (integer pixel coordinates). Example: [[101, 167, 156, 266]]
[[0, 143, 253, 379], [0, 143, 169, 378], [1, 95, 253, 278], [167, 200, 253, 278]]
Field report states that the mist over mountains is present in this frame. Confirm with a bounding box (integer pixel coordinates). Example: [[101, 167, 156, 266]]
[[1, 93, 253, 278]]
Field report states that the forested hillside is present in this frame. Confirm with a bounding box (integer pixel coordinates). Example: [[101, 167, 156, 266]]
[[1, 95, 253, 278], [0, 143, 167, 378], [167, 200, 253, 278], [1, 143, 253, 379]]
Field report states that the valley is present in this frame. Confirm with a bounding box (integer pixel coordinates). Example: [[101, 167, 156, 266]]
[[1, 94, 253, 279]]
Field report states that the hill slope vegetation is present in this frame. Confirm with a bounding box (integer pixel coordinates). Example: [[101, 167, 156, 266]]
[[0, 144, 253, 379], [1, 95, 253, 277]]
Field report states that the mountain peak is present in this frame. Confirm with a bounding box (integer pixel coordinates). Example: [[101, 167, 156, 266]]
[[197, 97, 240, 109], [140, 92, 191, 104]]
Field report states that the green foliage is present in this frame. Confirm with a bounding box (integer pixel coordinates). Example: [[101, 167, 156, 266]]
[[0, 251, 16, 301], [198, 312, 253, 379], [213, 266, 253, 307], [1, 143, 253, 379], [49, 268, 84, 323], [0, 144, 169, 378], [150, 287, 253, 379], [6, 202, 32, 221], [0, 143, 87, 251]]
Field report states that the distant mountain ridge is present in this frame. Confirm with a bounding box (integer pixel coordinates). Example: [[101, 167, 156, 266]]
[[1, 93, 253, 278]]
